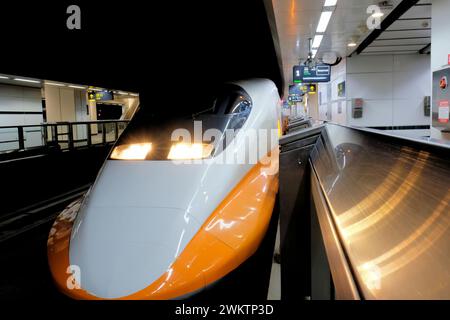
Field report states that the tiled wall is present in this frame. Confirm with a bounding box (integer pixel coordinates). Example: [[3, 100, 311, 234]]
[[431, 0, 450, 140], [346, 54, 431, 129], [0, 84, 42, 126], [318, 58, 347, 124], [0, 84, 43, 151]]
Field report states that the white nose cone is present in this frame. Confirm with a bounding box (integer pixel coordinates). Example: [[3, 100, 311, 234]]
[[70, 206, 200, 298], [68, 160, 211, 298], [68, 155, 251, 298]]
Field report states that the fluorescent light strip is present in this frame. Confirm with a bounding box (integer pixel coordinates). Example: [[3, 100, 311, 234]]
[[46, 82, 66, 87], [117, 91, 129, 95], [68, 85, 86, 89], [316, 11, 333, 33], [324, 0, 337, 6], [312, 49, 318, 58], [14, 78, 41, 84], [312, 35, 323, 49], [0, 75, 9, 79]]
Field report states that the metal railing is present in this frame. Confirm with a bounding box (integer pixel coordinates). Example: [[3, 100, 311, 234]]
[[0, 120, 130, 154]]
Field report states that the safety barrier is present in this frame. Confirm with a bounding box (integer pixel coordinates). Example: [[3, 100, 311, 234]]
[[0, 120, 130, 154]]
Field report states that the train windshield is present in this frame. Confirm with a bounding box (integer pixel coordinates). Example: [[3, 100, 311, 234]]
[[110, 84, 253, 160]]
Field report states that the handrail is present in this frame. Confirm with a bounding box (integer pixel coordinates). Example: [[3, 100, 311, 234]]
[[0, 119, 130, 130], [0, 120, 130, 154], [279, 122, 450, 300], [286, 117, 313, 134]]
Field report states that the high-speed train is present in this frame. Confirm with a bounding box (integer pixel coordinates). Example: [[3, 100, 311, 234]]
[[47, 79, 281, 299]]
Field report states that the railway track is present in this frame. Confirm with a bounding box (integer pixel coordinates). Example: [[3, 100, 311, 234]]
[[0, 184, 90, 243]]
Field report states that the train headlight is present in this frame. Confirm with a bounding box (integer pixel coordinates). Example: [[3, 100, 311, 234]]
[[167, 143, 214, 160], [110, 143, 152, 160]]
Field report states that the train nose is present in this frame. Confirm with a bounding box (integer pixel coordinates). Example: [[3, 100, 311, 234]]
[[69, 206, 202, 299]]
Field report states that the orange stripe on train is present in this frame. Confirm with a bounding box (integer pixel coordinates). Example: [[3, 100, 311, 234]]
[[48, 150, 279, 300]]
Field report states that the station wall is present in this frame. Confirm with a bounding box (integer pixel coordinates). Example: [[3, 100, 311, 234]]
[[431, 0, 450, 140], [318, 54, 431, 138], [0, 84, 43, 126], [0, 84, 43, 151], [45, 85, 80, 122], [318, 58, 347, 124]]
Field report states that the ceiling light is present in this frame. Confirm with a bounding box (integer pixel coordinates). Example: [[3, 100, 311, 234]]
[[312, 49, 318, 58], [312, 35, 323, 49], [68, 85, 86, 89], [0, 75, 9, 79], [348, 42, 357, 47], [117, 91, 129, 95], [130, 93, 139, 96], [46, 82, 66, 87], [316, 11, 333, 33], [324, 0, 337, 6], [372, 12, 384, 18], [14, 78, 40, 84]]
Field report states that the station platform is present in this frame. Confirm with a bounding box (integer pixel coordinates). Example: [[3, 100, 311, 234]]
[[0, 117, 449, 300], [0, 0, 449, 306]]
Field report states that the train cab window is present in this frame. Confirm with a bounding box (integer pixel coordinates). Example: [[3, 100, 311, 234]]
[[111, 84, 253, 160], [223, 95, 252, 115], [213, 86, 252, 116]]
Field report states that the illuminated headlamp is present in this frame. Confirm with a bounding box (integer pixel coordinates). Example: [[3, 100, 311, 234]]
[[110, 143, 152, 160], [167, 143, 213, 160]]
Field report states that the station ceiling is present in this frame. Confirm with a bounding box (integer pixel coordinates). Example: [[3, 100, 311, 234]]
[[355, 0, 432, 55], [272, 0, 431, 95], [0, 1, 284, 109]]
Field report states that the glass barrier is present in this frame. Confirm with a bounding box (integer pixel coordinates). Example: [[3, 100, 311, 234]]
[[0, 127, 19, 152], [24, 126, 44, 149]]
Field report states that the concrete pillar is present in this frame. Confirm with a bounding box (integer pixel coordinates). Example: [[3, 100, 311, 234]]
[[307, 92, 319, 120], [88, 99, 98, 134], [44, 85, 63, 122], [44, 85, 76, 122]]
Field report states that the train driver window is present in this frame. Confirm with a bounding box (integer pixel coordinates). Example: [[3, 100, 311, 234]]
[[224, 94, 252, 115], [224, 92, 252, 130]]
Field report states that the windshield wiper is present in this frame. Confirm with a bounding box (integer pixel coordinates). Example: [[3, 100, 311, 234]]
[[192, 105, 215, 119]]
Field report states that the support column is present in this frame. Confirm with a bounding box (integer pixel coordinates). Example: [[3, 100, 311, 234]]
[[88, 99, 98, 134]]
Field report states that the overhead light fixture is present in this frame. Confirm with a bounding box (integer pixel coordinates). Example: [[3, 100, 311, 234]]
[[372, 12, 384, 18], [89, 87, 103, 91], [348, 42, 357, 47], [316, 11, 333, 33], [117, 91, 129, 95], [312, 49, 318, 58], [324, 0, 337, 6], [130, 93, 139, 97], [312, 35, 323, 49], [46, 82, 66, 87], [0, 75, 9, 79], [14, 78, 41, 84], [68, 85, 86, 89]]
